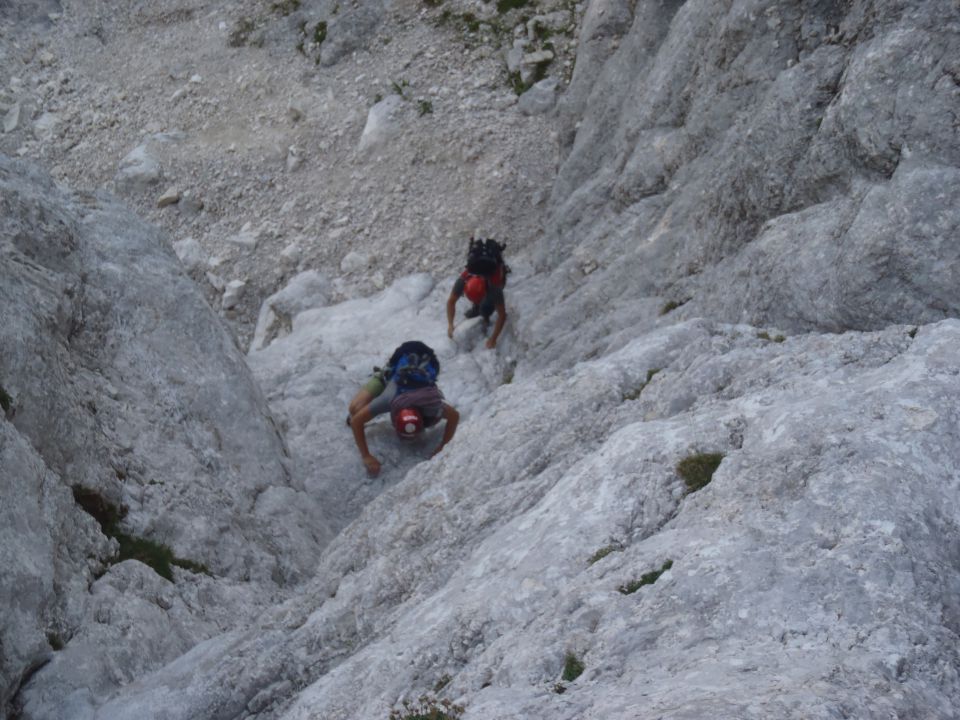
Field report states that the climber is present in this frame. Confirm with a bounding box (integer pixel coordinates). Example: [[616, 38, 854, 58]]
[[446, 237, 509, 349], [347, 341, 460, 477]]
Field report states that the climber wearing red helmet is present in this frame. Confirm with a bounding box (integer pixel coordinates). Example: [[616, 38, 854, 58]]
[[446, 238, 508, 349], [394, 406, 424, 438], [348, 341, 460, 477]]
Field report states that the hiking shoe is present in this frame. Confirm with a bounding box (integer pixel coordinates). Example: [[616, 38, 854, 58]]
[[464, 304, 481, 319]]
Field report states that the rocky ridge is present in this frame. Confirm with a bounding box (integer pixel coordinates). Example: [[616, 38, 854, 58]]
[[0, 153, 318, 717], [0, 0, 570, 347], [2, 0, 960, 718], [531, 0, 960, 356]]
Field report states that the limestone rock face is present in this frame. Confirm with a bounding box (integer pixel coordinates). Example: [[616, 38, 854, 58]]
[[1, 154, 320, 584], [543, 0, 960, 342], [0, 155, 323, 714], [250, 270, 331, 352], [0, 0, 61, 29], [3, 0, 960, 718], [79, 310, 960, 720], [319, 1, 385, 67], [264, 0, 386, 68], [0, 420, 107, 713]]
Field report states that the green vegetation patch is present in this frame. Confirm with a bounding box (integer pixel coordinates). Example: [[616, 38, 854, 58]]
[[496, 0, 529, 13], [508, 70, 527, 96], [622, 367, 662, 401], [756, 331, 785, 342], [417, 99, 434, 116], [508, 54, 552, 96], [588, 543, 623, 565], [314, 20, 328, 45], [460, 11, 481, 32], [619, 559, 673, 595], [530, 19, 554, 41], [433, 674, 452, 693], [532, 58, 551, 84], [660, 298, 690, 315], [433, 7, 511, 49], [561, 652, 585, 682], [47, 632, 65, 651], [270, 0, 301, 15], [112, 531, 180, 581], [390, 695, 464, 720], [677, 452, 724, 493], [228, 16, 256, 47], [72, 486, 210, 581], [0, 383, 12, 414]]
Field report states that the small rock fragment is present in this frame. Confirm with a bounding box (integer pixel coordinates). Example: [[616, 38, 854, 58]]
[[157, 187, 181, 207]]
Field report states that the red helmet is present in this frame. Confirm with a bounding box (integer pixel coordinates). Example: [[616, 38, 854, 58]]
[[394, 407, 423, 438], [464, 275, 487, 304]]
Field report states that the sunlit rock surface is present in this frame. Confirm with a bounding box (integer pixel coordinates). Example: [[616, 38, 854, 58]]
[[87, 311, 960, 720], [0, 155, 323, 716], [542, 0, 960, 344], [3, 0, 960, 718]]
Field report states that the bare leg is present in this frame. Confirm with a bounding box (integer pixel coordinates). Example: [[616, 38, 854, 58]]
[[348, 388, 374, 418]]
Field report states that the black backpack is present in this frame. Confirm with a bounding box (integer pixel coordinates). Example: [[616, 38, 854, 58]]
[[385, 341, 440, 391], [466, 237, 509, 279]]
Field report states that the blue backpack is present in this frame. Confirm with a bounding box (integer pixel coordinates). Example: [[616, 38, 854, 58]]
[[385, 341, 440, 392]]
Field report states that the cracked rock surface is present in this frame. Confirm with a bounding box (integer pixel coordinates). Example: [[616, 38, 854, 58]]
[[2, 0, 960, 718]]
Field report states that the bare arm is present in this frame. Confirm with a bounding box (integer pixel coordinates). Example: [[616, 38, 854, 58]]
[[349, 406, 381, 476], [486, 302, 507, 349], [431, 403, 460, 457], [446, 293, 458, 338]]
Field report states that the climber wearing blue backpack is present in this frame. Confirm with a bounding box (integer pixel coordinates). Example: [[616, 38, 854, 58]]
[[347, 341, 460, 477]]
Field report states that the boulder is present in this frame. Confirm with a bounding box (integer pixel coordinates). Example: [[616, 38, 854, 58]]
[[517, 77, 558, 116], [172, 236, 205, 270], [250, 270, 332, 351], [115, 144, 162, 189], [358, 94, 404, 153]]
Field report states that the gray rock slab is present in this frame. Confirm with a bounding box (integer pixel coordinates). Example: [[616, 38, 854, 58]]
[[547, 0, 960, 336], [319, 3, 384, 67], [1, 155, 325, 712], [251, 270, 331, 351], [6, 1, 960, 718], [517, 77, 558, 116], [85, 319, 960, 720], [0, 420, 107, 712]]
